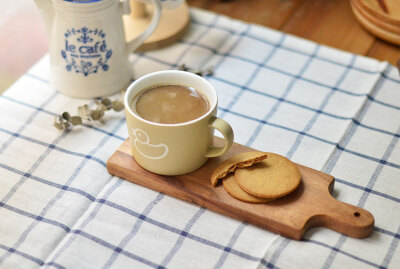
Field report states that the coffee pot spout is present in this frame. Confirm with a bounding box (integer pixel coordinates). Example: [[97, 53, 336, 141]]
[[34, 0, 54, 38]]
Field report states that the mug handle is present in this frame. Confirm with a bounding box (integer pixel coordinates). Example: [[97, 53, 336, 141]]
[[122, 0, 162, 53], [205, 116, 234, 158]]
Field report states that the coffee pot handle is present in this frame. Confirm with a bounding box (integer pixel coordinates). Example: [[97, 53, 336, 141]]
[[205, 116, 234, 158], [122, 0, 162, 53]]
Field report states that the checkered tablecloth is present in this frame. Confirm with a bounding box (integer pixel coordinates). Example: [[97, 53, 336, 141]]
[[0, 8, 399, 269]]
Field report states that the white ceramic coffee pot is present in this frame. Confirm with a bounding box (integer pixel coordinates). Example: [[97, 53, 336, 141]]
[[35, 0, 183, 98]]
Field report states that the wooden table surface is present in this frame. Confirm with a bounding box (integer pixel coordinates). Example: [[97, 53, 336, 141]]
[[188, 0, 400, 67]]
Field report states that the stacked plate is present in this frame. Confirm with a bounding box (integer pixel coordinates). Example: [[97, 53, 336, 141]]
[[351, 0, 400, 45]]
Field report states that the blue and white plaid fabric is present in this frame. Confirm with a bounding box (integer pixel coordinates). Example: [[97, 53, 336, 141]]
[[0, 8, 399, 269]]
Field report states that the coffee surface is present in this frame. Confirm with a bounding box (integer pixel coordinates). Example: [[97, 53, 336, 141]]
[[134, 85, 209, 124]]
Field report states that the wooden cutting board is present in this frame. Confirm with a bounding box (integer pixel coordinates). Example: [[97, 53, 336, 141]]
[[107, 138, 374, 240]]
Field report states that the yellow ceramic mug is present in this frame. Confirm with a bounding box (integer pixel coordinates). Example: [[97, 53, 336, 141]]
[[124, 70, 234, 175]]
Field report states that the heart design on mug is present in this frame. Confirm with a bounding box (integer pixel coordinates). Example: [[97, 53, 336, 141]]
[[131, 128, 169, 160]]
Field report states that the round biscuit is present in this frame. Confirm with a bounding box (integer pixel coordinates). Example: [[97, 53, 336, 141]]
[[235, 153, 301, 199], [222, 175, 274, 203]]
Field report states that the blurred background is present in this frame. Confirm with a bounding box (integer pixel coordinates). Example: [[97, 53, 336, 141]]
[[1, 0, 398, 95], [0, 0, 47, 94]]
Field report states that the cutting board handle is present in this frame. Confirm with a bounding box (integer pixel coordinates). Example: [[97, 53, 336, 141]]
[[310, 196, 375, 238]]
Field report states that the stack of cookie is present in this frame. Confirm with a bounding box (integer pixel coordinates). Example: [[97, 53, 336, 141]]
[[211, 152, 301, 203], [351, 0, 400, 45]]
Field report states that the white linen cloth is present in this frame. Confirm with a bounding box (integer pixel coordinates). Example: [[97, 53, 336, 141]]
[[0, 8, 399, 269]]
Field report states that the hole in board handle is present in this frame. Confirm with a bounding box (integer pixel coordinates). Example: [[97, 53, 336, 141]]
[[354, 212, 360, 217]]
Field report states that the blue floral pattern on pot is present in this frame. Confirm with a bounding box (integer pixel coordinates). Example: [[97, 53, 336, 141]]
[[61, 27, 112, 76]]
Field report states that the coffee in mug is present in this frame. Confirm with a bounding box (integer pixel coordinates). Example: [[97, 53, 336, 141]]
[[132, 85, 209, 124]]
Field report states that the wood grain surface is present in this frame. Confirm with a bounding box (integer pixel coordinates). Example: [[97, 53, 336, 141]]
[[107, 138, 374, 240], [188, 0, 400, 66]]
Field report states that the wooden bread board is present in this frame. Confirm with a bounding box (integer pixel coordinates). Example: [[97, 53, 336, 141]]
[[107, 138, 374, 240]]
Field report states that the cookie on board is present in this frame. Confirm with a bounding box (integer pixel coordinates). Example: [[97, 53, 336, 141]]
[[222, 175, 274, 203], [211, 152, 268, 187], [235, 153, 301, 199]]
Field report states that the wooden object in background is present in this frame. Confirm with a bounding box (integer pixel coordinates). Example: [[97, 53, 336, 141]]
[[352, 0, 400, 45], [107, 138, 374, 240], [124, 0, 190, 52], [353, 0, 400, 34], [358, 0, 400, 25]]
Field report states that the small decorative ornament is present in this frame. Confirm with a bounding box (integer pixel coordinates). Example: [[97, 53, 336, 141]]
[[53, 91, 125, 131], [178, 64, 214, 77]]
